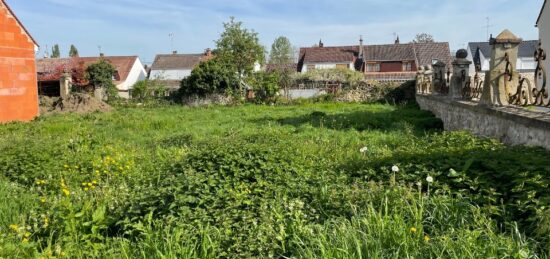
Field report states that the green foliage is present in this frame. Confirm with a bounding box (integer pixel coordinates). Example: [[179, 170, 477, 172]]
[[248, 71, 280, 103], [131, 80, 167, 101], [295, 68, 364, 86], [0, 103, 549, 257], [216, 17, 265, 77], [86, 59, 118, 100], [179, 58, 238, 97], [412, 33, 435, 43], [69, 45, 79, 57], [51, 44, 61, 58], [269, 36, 294, 65]]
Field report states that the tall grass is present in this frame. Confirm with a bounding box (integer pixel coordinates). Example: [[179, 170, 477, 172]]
[[0, 103, 548, 258]]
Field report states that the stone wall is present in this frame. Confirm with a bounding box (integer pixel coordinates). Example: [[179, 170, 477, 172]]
[[416, 94, 550, 149]]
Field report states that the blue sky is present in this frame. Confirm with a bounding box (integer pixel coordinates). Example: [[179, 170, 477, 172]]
[[8, 0, 544, 64]]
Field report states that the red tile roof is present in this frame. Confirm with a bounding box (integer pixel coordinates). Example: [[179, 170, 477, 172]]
[[1, 0, 38, 46], [300, 46, 358, 63], [297, 42, 452, 72], [37, 56, 140, 84], [151, 53, 213, 70]]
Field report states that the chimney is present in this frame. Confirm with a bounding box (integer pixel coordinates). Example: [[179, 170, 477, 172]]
[[319, 39, 324, 48], [99, 53, 104, 57], [172, 51, 178, 54], [359, 35, 364, 59], [395, 35, 400, 44], [205, 48, 212, 57]]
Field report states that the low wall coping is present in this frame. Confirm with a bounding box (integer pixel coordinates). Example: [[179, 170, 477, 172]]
[[416, 94, 550, 130]]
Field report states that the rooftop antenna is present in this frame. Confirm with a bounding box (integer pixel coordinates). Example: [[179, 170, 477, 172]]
[[484, 17, 494, 41], [169, 33, 175, 52], [44, 44, 49, 58], [98, 45, 102, 54]]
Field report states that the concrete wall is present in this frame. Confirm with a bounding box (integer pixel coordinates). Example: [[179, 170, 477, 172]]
[[0, 2, 39, 123], [416, 94, 550, 150]]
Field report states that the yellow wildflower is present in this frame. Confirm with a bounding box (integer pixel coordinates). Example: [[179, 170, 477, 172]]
[[22, 238, 29, 243], [84, 188, 89, 191], [92, 180, 98, 184], [40, 197, 46, 203], [24, 232, 31, 238], [424, 235, 431, 242], [410, 227, 417, 233], [62, 189, 70, 196], [63, 165, 69, 168], [87, 183, 93, 187], [9, 224, 18, 232]]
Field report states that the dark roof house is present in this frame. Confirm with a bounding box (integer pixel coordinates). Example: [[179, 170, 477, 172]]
[[468, 40, 539, 59], [151, 53, 211, 71], [297, 41, 452, 81]]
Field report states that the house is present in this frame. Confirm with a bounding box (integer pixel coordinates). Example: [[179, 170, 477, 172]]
[[37, 55, 147, 99], [537, 0, 549, 81], [0, 0, 39, 123], [149, 49, 213, 92], [467, 40, 539, 75], [297, 38, 452, 82]]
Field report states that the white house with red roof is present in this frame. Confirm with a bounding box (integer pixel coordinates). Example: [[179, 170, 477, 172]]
[[37, 56, 147, 99]]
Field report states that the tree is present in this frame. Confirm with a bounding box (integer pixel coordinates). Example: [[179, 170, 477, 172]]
[[69, 45, 79, 57], [86, 59, 117, 99], [269, 36, 294, 65], [215, 17, 265, 81], [179, 58, 238, 97], [51, 44, 61, 58], [412, 33, 435, 43]]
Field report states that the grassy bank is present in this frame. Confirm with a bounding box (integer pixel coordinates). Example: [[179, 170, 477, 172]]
[[0, 103, 548, 258]]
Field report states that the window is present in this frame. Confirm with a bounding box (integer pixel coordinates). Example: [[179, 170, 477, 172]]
[[431, 59, 439, 65], [336, 64, 349, 69], [366, 63, 380, 72], [402, 61, 413, 71], [306, 64, 316, 71]]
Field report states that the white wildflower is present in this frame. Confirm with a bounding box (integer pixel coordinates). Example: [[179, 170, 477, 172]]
[[360, 147, 369, 153], [426, 176, 434, 183], [391, 165, 399, 173]]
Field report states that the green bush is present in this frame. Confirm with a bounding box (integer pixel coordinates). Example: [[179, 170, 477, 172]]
[[247, 71, 280, 103], [179, 58, 238, 97], [294, 68, 364, 86]]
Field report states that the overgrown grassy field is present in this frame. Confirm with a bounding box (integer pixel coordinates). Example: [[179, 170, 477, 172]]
[[0, 102, 549, 258]]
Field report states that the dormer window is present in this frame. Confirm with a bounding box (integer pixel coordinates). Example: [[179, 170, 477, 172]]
[[402, 61, 413, 71], [366, 63, 380, 72]]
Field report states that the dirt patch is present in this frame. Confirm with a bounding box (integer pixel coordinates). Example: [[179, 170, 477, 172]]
[[40, 94, 112, 115]]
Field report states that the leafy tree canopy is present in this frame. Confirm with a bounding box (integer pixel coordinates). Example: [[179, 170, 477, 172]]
[[412, 33, 435, 43], [51, 44, 61, 58], [215, 17, 265, 78], [269, 36, 294, 65], [69, 45, 79, 57]]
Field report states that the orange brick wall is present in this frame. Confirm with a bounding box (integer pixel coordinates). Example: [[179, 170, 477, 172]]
[[0, 2, 38, 123]]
